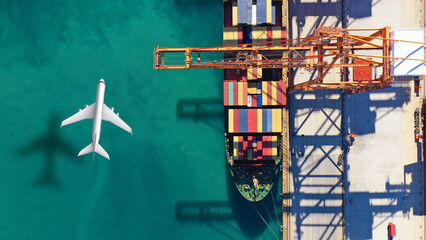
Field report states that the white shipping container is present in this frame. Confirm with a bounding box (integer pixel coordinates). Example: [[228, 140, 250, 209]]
[[252, 5, 257, 26], [390, 29, 425, 76]]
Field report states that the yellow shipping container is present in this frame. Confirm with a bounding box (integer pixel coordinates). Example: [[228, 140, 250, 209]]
[[266, 0, 272, 24], [248, 82, 257, 94], [257, 108, 263, 132], [271, 81, 277, 105], [272, 136, 277, 157], [233, 136, 239, 159], [272, 27, 282, 42], [223, 27, 238, 46], [272, 108, 277, 132], [247, 67, 253, 80], [228, 109, 234, 132], [232, 5, 238, 26], [262, 81, 268, 106], [277, 108, 282, 132], [238, 82, 243, 105]]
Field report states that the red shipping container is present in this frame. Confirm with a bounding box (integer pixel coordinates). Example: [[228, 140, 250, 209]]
[[257, 140, 263, 159], [224, 2, 232, 27], [248, 136, 253, 148], [248, 109, 255, 132], [267, 27, 272, 46], [274, 2, 282, 27], [226, 69, 244, 81], [253, 148, 258, 160], [238, 136, 244, 159], [267, 136, 272, 158], [225, 69, 233, 80], [267, 82, 273, 105], [281, 81, 287, 105], [233, 82, 238, 105], [252, 94, 257, 107], [243, 140, 248, 159], [238, 27, 243, 44], [253, 108, 257, 133], [224, 82, 229, 106], [233, 109, 239, 133], [243, 82, 248, 105], [281, 27, 286, 41], [277, 81, 282, 105], [242, 69, 247, 81]]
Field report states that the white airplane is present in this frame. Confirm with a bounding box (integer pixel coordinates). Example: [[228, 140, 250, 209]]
[[61, 79, 132, 160]]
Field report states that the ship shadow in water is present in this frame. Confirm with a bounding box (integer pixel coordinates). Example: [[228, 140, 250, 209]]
[[16, 112, 80, 187], [175, 159, 282, 239], [175, 98, 282, 238], [225, 160, 281, 238]]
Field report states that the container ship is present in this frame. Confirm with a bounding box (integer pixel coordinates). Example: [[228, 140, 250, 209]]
[[223, 0, 287, 201]]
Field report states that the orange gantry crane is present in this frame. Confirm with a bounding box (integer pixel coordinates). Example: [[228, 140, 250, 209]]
[[154, 26, 425, 93]]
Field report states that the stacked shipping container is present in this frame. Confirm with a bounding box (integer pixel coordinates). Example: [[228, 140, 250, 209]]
[[233, 135, 278, 161], [223, 0, 286, 46], [223, 81, 286, 106], [224, 0, 286, 163], [228, 108, 282, 133]]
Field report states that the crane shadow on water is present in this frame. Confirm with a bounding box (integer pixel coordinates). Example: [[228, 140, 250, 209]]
[[175, 159, 282, 239], [175, 97, 282, 239], [176, 98, 224, 133]]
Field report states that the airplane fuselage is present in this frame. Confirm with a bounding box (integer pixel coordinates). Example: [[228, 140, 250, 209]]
[[93, 79, 105, 151], [61, 78, 132, 160]]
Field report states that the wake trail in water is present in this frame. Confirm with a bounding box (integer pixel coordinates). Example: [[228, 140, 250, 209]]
[[76, 160, 109, 240]]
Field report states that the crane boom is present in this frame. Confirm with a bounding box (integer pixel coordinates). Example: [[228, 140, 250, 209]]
[[154, 26, 424, 93]]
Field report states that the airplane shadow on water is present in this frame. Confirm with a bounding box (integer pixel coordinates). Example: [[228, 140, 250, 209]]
[[17, 112, 80, 187]]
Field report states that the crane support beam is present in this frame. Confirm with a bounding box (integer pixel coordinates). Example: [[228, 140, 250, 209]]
[[153, 26, 424, 93]]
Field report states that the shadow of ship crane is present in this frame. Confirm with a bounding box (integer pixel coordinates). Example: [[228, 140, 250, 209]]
[[175, 168, 423, 240], [288, 85, 421, 239]]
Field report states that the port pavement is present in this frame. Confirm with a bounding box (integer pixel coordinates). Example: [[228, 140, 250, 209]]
[[287, 0, 425, 239]]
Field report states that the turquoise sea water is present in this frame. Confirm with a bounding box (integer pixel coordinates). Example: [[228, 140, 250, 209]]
[[0, 1, 281, 239]]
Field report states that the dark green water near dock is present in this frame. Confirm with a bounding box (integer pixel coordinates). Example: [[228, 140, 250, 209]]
[[0, 1, 280, 239]]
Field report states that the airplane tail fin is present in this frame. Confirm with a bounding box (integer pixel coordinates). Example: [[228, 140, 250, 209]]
[[78, 143, 110, 160]]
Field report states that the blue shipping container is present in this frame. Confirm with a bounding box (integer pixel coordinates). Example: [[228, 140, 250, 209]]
[[262, 109, 267, 132], [247, 26, 253, 43], [257, 95, 262, 107], [271, 6, 276, 25], [243, 109, 248, 132], [247, 2, 252, 25], [238, 109, 244, 132], [267, 109, 272, 132], [261, 0, 267, 24], [257, 0, 263, 24], [238, 0, 248, 24]]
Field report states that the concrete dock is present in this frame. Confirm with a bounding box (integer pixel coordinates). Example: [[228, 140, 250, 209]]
[[286, 0, 425, 239]]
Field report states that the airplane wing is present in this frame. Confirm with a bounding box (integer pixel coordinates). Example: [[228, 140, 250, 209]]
[[61, 103, 95, 127], [102, 103, 133, 135]]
